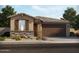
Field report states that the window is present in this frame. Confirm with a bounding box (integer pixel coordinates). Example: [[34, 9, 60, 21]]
[[19, 20, 26, 31]]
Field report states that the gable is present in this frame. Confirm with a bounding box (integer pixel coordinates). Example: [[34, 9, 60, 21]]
[[9, 13, 35, 21]]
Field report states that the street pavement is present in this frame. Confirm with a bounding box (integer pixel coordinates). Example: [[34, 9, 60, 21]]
[[0, 37, 79, 53]]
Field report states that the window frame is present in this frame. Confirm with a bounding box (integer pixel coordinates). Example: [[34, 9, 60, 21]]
[[18, 19, 29, 31]]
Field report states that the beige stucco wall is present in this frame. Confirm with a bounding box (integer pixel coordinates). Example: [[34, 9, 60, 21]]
[[10, 15, 34, 31], [10, 18, 15, 31], [10, 14, 34, 37], [29, 20, 34, 31]]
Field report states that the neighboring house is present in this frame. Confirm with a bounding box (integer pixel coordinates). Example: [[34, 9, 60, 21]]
[[0, 27, 10, 35], [7, 13, 70, 39]]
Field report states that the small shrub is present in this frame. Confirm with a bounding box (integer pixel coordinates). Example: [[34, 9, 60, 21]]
[[70, 32, 75, 37], [0, 37, 5, 41], [11, 36, 15, 39], [20, 35, 26, 38], [13, 35, 21, 41]]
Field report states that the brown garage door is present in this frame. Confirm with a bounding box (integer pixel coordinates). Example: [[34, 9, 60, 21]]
[[42, 24, 66, 37]]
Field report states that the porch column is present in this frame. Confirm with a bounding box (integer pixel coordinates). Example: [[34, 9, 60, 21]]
[[10, 19, 17, 37], [29, 20, 34, 36], [10, 19, 15, 31], [37, 23, 42, 39]]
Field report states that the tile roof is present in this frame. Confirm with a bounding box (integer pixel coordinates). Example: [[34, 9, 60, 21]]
[[35, 16, 69, 24], [8, 13, 69, 24]]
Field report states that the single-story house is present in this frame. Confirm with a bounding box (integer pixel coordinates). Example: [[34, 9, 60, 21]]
[[8, 13, 70, 39]]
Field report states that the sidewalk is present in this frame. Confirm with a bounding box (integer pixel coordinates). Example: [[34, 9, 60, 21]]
[[0, 37, 79, 44]]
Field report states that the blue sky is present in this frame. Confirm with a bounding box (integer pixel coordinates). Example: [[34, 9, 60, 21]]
[[2, 5, 79, 19]]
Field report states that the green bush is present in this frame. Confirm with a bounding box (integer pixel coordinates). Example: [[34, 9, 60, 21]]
[[0, 37, 5, 41], [13, 35, 21, 41]]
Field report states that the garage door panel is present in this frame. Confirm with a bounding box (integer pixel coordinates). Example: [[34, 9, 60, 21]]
[[42, 24, 66, 37], [43, 24, 66, 28]]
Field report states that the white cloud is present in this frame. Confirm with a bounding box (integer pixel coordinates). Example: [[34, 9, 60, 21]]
[[31, 6, 48, 12], [31, 5, 64, 18], [31, 5, 78, 18]]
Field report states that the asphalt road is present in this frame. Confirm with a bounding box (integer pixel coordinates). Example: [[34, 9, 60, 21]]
[[0, 43, 79, 53]]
